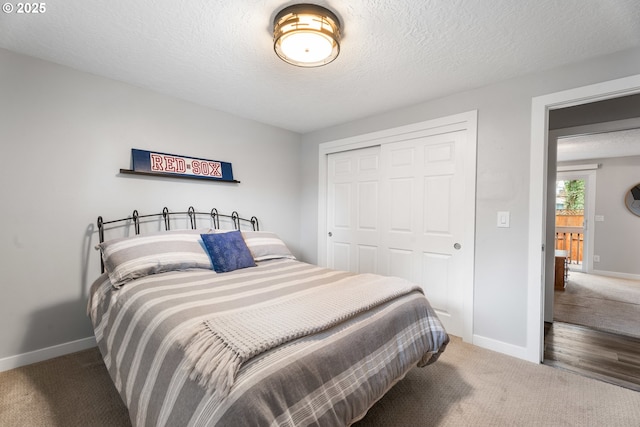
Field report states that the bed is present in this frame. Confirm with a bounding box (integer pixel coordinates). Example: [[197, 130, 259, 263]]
[[89, 207, 449, 426]]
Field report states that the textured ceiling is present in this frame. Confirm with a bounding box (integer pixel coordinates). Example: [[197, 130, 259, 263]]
[[558, 128, 640, 162], [1, 0, 640, 133]]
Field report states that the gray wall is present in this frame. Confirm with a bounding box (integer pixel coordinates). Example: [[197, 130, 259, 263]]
[[301, 47, 640, 348], [0, 49, 302, 360], [593, 155, 640, 276], [560, 155, 640, 277]]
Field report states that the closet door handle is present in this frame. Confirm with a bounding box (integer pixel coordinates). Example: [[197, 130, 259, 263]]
[[328, 232, 333, 237], [454, 243, 461, 250]]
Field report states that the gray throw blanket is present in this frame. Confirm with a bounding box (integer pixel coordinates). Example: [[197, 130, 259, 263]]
[[180, 273, 422, 401]]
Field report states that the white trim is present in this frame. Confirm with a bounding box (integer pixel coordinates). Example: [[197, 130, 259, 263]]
[[528, 74, 640, 363], [0, 336, 96, 372], [472, 334, 529, 360], [591, 269, 640, 281], [318, 111, 474, 154], [556, 164, 600, 172], [318, 110, 477, 343]]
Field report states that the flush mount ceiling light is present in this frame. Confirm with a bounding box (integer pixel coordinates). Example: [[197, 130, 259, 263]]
[[273, 3, 341, 67]]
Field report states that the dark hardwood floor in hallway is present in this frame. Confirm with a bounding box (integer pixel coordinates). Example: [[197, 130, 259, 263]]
[[544, 321, 640, 392]]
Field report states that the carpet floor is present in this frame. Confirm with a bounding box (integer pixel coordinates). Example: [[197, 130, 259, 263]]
[[2, 336, 640, 426], [554, 271, 640, 339]]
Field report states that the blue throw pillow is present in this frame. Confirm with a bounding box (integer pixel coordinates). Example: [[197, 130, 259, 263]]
[[200, 231, 256, 273]]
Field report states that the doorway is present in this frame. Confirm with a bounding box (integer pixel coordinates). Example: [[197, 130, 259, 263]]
[[528, 74, 640, 363], [555, 171, 596, 274], [545, 122, 640, 388], [555, 177, 585, 270]]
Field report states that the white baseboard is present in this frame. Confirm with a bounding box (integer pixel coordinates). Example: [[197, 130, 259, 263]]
[[472, 334, 531, 362], [591, 269, 640, 281], [0, 336, 97, 373]]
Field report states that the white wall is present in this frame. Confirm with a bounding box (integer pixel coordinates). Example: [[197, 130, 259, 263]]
[[0, 49, 302, 363], [560, 155, 640, 278], [301, 47, 640, 351]]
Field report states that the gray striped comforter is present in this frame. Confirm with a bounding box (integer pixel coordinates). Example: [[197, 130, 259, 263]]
[[88, 259, 449, 426]]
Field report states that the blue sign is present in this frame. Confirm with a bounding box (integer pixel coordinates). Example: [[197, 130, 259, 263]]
[[131, 149, 235, 182]]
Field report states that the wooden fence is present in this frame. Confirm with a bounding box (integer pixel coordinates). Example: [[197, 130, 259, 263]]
[[555, 210, 584, 264]]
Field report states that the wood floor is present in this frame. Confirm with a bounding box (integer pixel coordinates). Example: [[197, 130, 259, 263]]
[[544, 321, 640, 392]]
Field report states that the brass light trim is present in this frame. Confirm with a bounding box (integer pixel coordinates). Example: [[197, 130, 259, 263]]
[[273, 4, 341, 67]]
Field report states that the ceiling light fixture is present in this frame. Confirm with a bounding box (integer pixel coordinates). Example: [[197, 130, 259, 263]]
[[273, 3, 341, 67]]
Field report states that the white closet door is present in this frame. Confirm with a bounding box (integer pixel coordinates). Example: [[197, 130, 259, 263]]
[[379, 130, 470, 337], [324, 127, 474, 339], [326, 146, 381, 273]]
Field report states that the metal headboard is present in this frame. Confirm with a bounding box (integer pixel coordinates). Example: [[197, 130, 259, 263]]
[[97, 206, 259, 273]]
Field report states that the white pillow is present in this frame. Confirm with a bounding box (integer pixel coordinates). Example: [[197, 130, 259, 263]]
[[97, 229, 213, 288], [241, 231, 296, 261]]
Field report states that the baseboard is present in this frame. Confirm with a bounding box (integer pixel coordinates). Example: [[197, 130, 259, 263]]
[[591, 269, 640, 281], [0, 336, 97, 373], [473, 334, 531, 362]]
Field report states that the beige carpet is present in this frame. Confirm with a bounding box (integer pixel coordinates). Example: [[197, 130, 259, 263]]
[[554, 271, 640, 339], [0, 346, 130, 427], [2, 337, 640, 426]]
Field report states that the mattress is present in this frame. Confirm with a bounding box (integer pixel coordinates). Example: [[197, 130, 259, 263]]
[[88, 258, 449, 426]]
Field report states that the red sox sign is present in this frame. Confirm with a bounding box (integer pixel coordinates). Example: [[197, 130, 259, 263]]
[[131, 149, 235, 182]]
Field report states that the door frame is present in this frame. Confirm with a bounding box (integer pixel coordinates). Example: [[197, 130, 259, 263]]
[[318, 110, 478, 343], [528, 74, 640, 363]]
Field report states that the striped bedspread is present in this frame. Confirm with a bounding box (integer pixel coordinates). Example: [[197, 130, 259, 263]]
[[88, 259, 449, 426]]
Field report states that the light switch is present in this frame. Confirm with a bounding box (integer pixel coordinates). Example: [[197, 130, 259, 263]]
[[595, 215, 604, 222], [497, 211, 510, 228]]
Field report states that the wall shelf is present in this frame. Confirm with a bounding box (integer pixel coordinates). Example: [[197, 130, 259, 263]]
[[119, 169, 241, 184]]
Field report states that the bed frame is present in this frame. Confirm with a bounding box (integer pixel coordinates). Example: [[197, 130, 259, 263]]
[[97, 206, 259, 273]]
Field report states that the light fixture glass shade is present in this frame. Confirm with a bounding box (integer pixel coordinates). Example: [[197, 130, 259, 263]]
[[273, 4, 341, 67]]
